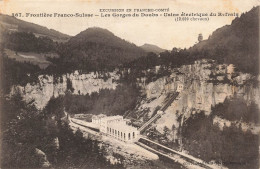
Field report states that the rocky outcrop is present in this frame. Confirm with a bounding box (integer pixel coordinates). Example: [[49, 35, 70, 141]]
[[213, 116, 260, 135], [35, 148, 51, 168], [134, 59, 259, 134], [11, 71, 119, 109]]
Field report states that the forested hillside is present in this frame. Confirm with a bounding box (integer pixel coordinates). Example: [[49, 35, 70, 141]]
[[0, 93, 124, 168], [56, 27, 145, 71], [190, 6, 259, 74], [0, 49, 42, 94], [140, 43, 166, 54], [0, 14, 70, 40], [1, 31, 58, 53], [159, 6, 259, 74]]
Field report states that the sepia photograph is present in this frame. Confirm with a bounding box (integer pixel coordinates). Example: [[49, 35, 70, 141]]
[[0, 0, 259, 168]]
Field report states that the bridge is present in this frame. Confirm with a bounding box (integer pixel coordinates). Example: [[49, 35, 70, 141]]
[[138, 92, 179, 133]]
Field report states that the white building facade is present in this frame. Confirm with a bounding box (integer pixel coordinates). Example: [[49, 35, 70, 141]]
[[176, 82, 184, 92], [92, 114, 107, 125], [92, 115, 139, 143], [100, 115, 123, 133]]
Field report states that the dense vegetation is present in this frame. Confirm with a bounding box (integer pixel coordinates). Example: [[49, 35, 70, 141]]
[[193, 6, 259, 74], [54, 27, 145, 71], [1, 94, 124, 168], [188, 6, 259, 74], [1, 6, 259, 169], [212, 98, 259, 124], [129, 6, 259, 75], [126, 52, 160, 70], [0, 14, 70, 40], [0, 50, 42, 94], [1, 31, 58, 53], [181, 110, 259, 169], [60, 84, 140, 116], [1, 7, 259, 75]]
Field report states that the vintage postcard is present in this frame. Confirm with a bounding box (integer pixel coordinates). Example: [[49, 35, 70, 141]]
[[0, 0, 259, 168]]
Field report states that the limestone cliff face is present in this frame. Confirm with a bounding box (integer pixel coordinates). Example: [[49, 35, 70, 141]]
[[11, 71, 119, 109], [134, 60, 259, 133], [175, 60, 259, 114]]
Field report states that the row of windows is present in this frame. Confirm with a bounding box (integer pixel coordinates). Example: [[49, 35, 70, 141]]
[[107, 127, 136, 140]]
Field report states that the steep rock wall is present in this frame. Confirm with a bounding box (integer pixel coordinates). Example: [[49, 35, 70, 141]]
[[134, 60, 259, 133], [11, 71, 119, 109]]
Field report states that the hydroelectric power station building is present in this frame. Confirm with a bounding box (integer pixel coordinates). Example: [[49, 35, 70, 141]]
[[92, 115, 139, 143]]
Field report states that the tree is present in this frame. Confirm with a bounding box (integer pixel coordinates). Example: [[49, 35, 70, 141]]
[[163, 126, 170, 138]]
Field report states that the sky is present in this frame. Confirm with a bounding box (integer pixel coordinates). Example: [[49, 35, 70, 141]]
[[0, 0, 259, 49]]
